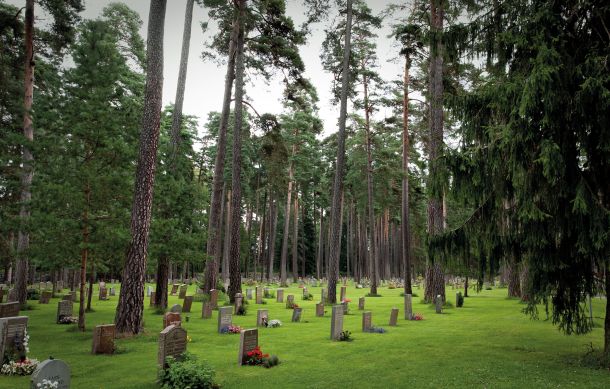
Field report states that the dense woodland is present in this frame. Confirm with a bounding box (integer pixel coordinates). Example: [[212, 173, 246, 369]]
[[0, 0, 608, 361]]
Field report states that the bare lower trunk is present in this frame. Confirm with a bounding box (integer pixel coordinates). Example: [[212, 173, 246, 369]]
[[78, 184, 90, 331], [222, 190, 232, 282], [155, 255, 169, 309], [402, 57, 412, 294], [280, 162, 293, 286], [507, 258, 521, 298], [87, 263, 94, 311], [115, 0, 167, 336], [316, 209, 323, 279], [291, 191, 299, 281], [604, 263, 609, 358], [268, 197, 278, 280]]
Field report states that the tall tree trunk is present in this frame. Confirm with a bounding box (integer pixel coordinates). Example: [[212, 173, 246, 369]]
[[425, 0, 446, 304], [244, 203, 254, 278], [114, 0, 167, 336], [228, 0, 246, 302], [155, 254, 169, 309], [280, 160, 294, 286], [256, 191, 267, 282], [78, 183, 90, 331], [222, 190, 232, 282], [402, 56, 412, 293], [15, 0, 35, 306], [507, 257, 521, 298], [291, 191, 299, 280], [203, 8, 240, 294], [87, 261, 94, 311], [327, 0, 353, 304], [604, 263, 609, 357], [267, 197, 278, 281], [316, 209, 323, 279]]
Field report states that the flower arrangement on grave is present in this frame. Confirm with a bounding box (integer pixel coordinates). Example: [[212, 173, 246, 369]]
[[58, 316, 78, 325], [388, 281, 398, 289], [267, 319, 282, 328], [302, 292, 313, 301], [366, 326, 387, 334], [413, 313, 424, 321], [244, 346, 280, 368], [36, 378, 59, 389], [1, 359, 39, 376], [341, 298, 352, 303], [338, 330, 353, 342], [227, 325, 243, 334], [355, 284, 363, 289]]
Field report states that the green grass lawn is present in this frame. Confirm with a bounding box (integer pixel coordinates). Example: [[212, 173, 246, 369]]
[[1, 283, 608, 388]]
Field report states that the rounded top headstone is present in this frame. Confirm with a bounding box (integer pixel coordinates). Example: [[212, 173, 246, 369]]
[[170, 304, 182, 313], [31, 358, 70, 389]]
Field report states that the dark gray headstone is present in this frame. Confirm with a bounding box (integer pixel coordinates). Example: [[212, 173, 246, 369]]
[[158, 325, 187, 368], [316, 302, 324, 317], [389, 308, 399, 326], [291, 307, 302, 322], [170, 304, 182, 313], [358, 297, 365, 310], [218, 306, 233, 333]]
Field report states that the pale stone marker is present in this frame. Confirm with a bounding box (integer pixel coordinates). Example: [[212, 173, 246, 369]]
[[0, 302, 19, 318], [342, 302, 349, 314], [109, 286, 116, 296], [234, 293, 243, 314], [286, 294, 294, 308], [320, 288, 326, 303], [218, 306, 233, 333], [31, 358, 70, 389], [210, 289, 219, 309], [150, 291, 156, 307], [246, 288, 253, 300], [56, 300, 73, 324], [170, 284, 179, 295], [389, 308, 399, 326], [46, 281, 53, 290], [362, 311, 372, 332], [340, 286, 347, 301], [435, 294, 443, 314], [291, 307, 302, 322], [238, 328, 258, 365], [404, 294, 413, 320], [316, 302, 324, 317], [255, 286, 263, 304], [202, 301, 213, 319], [256, 309, 268, 327], [0, 316, 28, 359], [39, 282, 45, 291], [183, 296, 193, 313], [92, 324, 115, 354], [147, 285, 152, 297], [302, 287, 309, 298], [40, 291, 52, 304], [98, 287, 108, 301], [358, 297, 365, 310], [170, 304, 182, 313], [331, 305, 344, 340], [178, 284, 188, 299], [158, 325, 187, 368], [276, 288, 284, 303], [163, 312, 181, 328]]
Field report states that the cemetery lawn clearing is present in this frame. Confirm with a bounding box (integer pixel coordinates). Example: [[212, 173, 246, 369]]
[[1, 285, 608, 388]]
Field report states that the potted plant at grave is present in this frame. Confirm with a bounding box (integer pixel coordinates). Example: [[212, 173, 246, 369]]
[[244, 346, 280, 368], [1, 330, 39, 376]]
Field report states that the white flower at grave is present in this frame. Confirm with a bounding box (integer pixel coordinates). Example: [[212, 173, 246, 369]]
[[23, 329, 30, 354], [268, 319, 282, 328]]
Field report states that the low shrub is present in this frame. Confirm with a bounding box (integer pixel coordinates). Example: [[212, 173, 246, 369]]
[[26, 288, 40, 301], [158, 353, 219, 389], [338, 330, 353, 342], [235, 305, 247, 316], [302, 293, 313, 301], [456, 292, 464, 308]]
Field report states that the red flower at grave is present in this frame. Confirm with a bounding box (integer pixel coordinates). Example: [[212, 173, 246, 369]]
[[341, 298, 351, 303]]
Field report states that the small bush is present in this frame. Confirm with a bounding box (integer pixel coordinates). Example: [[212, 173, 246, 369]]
[[26, 288, 40, 301], [338, 330, 353, 342], [158, 353, 219, 389], [302, 293, 313, 301], [236, 305, 247, 316], [263, 355, 280, 368], [456, 292, 464, 308]]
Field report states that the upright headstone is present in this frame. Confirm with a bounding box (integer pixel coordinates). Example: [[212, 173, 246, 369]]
[[234, 293, 243, 314], [56, 300, 73, 324], [70, 291, 77, 302], [218, 306, 233, 333], [210, 289, 219, 309], [302, 287, 309, 298], [109, 286, 116, 296], [158, 325, 187, 368], [39, 282, 45, 291], [0, 288, 5, 303], [0, 302, 19, 318], [256, 309, 268, 327], [362, 311, 372, 332], [163, 312, 181, 328], [286, 294, 294, 308], [202, 301, 213, 319], [150, 291, 156, 307], [0, 316, 28, 360], [404, 294, 413, 320], [31, 358, 70, 389], [330, 305, 344, 340], [316, 303, 324, 317], [358, 297, 365, 310], [39, 291, 52, 304], [46, 281, 53, 290], [246, 288, 253, 300], [92, 324, 115, 354], [170, 284, 179, 295], [238, 328, 258, 365], [435, 295, 443, 314], [389, 308, 399, 326], [320, 288, 326, 303], [340, 286, 347, 301], [291, 307, 302, 322], [178, 284, 188, 299], [98, 287, 108, 301], [7, 288, 16, 302], [276, 288, 284, 303], [183, 296, 193, 313], [255, 286, 263, 304], [146, 285, 152, 297]]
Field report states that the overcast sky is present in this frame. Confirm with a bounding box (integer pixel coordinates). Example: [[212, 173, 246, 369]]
[[10, 0, 406, 138]]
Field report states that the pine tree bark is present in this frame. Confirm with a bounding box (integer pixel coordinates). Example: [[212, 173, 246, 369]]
[[402, 55, 413, 294], [316, 209, 323, 279], [15, 0, 35, 306], [604, 263, 609, 357], [115, 0, 167, 336], [327, 0, 353, 304], [203, 8, 240, 294], [78, 183, 90, 331], [222, 190, 232, 282], [267, 197, 278, 280], [291, 191, 299, 280], [227, 0, 246, 303], [280, 161, 294, 286], [507, 257, 521, 298], [154, 255, 169, 309]]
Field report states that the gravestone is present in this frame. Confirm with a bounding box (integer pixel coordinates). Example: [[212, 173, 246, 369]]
[[276, 288, 284, 303], [320, 288, 326, 303], [330, 305, 344, 340], [70, 291, 77, 301], [56, 300, 73, 324], [170, 284, 179, 295], [98, 281, 105, 289], [234, 293, 243, 314], [202, 301, 213, 319], [362, 311, 372, 332], [316, 303, 324, 317], [404, 294, 413, 320], [163, 312, 181, 328], [183, 296, 193, 313], [435, 295, 443, 314], [146, 286, 152, 297], [0, 316, 28, 362], [217, 306, 233, 333], [62, 294, 72, 302], [389, 308, 399, 326], [286, 294, 294, 308], [31, 358, 70, 389], [210, 289, 219, 309], [255, 286, 263, 304], [7, 288, 16, 302], [98, 287, 108, 301], [170, 304, 182, 313], [246, 288, 253, 300], [264, 287, 270, 298], [358, 297, 365, 310], [302, 287, 309, 297], [340, 286, 347, 302], [109, 286, 116, 296], [92, 324, 115, 354], [0, 302, 19, 318], [178, 285, 188, 299], [256, 309, 268, 327], [0, 288, 5, 303], [291, 307, 302, 322], [39, 290, 52, 304], [158, 325, 187, 368], [238, 328, 258, 365], [39, 282, 45, 291], [46, 281, 52, 290], [150, 291, 156, 307], [342, 302, 349, 314]]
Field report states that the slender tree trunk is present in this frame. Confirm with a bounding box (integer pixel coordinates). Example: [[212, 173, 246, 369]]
[[507, 257, 521, 298], [268, 197, 278, 281], [203, 9, 240, 294], [316, 209, 323, 279], [87, 262, 94, 311], [244, 203, 254, 278], [280, 161, 294, 286], [327, 0, 353, 304], [464, 276, 469, 297], [155, 254, 169, 309], [15, 0, 35, 306], [222, 190, 232, 282], [78, 183, 90, 331], [291, 191, 299, 280], [115, 0, 167, 336], [402, 57, 412, 293], [604, 263, 609, 357], [256, 191, 267, 281], [228, 0, 246, 302]]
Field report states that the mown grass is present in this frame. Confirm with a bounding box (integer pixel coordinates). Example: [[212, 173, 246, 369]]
[[1, 283, 608, 388]]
